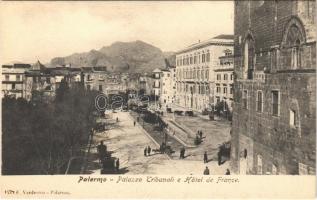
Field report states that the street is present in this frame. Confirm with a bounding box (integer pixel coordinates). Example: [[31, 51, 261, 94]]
[[85, 111, 231, 175]]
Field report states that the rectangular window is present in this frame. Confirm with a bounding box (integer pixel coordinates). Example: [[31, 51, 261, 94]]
[[231, 74, 233, 80], [206, 52, 210, 62], [87, 85, 91, 90], [16, 75, 21, 81], [256, 91, 263, 112], [224, 74, 228, 80], [202, 54, 205, 63], [230, 84, 233, 94], [224, 87, 227, 94], [12, 83, 16, 90], [242, 90, 248, 109], [5, 75, 10, 81], [272, 90, 279, 116], [99, 85, 103, 91], [46, 77, 50, 83]]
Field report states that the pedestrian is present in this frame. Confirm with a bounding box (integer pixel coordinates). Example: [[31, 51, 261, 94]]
[[199, 130, 203, 139], [134, 121, 136, 126], [116, 117, 119, 122], [137, 116, 140, 122], [97, 141, 107, 164], [203, 166, 210, 175], [217, 150, 222, 166], [179, 148, 183, 159], [225, 169, 230, 175], [116, 159, 120, 172], [203, 151, 208, 163], [181, 147, 186, 159], [147, 146, 151, 156], [144, 147, 147, 156]]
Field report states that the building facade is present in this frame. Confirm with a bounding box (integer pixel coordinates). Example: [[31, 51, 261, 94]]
[[214, 49, 234, 111], [152, 68, 162, 97], [2, 63, 31, 99], [160, 67, 176, 106], [25, 61, 83, 101], [231, 0, 316, 175], [175, 35, 234, 112]]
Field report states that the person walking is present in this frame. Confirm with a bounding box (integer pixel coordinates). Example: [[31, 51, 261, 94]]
[[199, 130, 203, 139], [217, 150, 222, 166], [180, 147, 185, 159], [179, 148, 183, 159], [203, 166, 210, 175], [116, 117, 119, 122], [97, 141, 107, 164], [225, 169, 230, 175], [134, 121, 136, 126], [144, 147, 147, 156], [147, 146, 151, 156], [203, 151, 208, 163], [116, 159, 120, 172]]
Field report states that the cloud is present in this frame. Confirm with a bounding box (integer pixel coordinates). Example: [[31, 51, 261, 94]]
[[0, 1, 233, 64]]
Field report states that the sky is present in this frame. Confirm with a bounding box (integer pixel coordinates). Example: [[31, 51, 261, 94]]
[[0, 1, 233, 64]]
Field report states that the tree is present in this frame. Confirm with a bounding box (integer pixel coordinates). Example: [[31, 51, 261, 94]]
[[2, 86, 99, 175]]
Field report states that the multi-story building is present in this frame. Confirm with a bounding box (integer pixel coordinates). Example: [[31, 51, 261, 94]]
[[152, 68, 162, 98], [214, 49, 234, 111], [175, 35, 234, 112], [160, 67, 176, 106], [231, 0, 316, 175], [82, 67, 108, 94], [2, 63, 31, 99], [25, 61, 83, 101]]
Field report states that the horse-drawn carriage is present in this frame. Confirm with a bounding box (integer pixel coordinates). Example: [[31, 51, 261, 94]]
[[100, 151, 118, 174], [97, 142, 118, 174]]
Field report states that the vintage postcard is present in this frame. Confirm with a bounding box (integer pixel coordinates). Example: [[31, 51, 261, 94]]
[[0, 1, 316, 199]]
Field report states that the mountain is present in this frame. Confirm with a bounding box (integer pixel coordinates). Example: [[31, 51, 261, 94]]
[[50, 40, 175, 73]]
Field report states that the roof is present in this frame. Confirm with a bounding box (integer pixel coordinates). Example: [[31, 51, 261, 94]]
[[2, 63, 31, 69], [31, 60, 46, 71], [213, 34, 234, 40], [152, 68, 162, 73], [176, 34, 234, 54]]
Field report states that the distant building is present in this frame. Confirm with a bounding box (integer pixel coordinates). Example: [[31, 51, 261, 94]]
[[152, 68, 162, 98], [1, 63, 31, 99], [175, 34, 234, 112], [231, 0, 316, 175], [82, 67, 108, 94], [214, 49, 234, 111], [25, 61, 83, 101]]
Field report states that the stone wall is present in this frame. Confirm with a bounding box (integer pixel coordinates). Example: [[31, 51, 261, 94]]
[[231, 0, 316, 174]]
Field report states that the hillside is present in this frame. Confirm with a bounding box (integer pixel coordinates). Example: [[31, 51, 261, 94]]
[[50, 41, 175, 73]]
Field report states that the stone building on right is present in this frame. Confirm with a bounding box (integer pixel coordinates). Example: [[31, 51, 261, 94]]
[[231, 0, 316, 175]]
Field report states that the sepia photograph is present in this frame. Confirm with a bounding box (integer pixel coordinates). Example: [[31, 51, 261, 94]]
[[0, 0, 316, 198]]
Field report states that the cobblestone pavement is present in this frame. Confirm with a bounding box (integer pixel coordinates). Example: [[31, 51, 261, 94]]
[[85, 111, 231, 175]]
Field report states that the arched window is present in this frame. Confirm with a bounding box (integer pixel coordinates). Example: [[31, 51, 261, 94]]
[[281, 17, 306, 70], [244, 35, 255, 79]]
